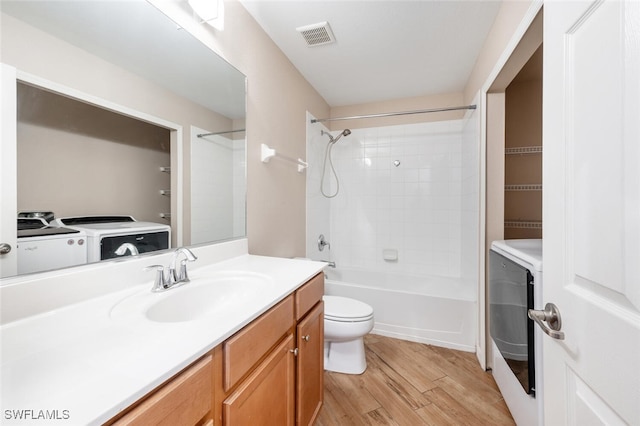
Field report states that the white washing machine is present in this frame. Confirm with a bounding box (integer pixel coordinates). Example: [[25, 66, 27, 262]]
[[17, 218, 87, 274], [489, 239, 543, 426], [51, 216, 171, 262]]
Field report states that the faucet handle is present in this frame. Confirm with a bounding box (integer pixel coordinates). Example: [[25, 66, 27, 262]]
[[145, 264, 168, 292], [169, 247, 197, 284], [318, 234, 331, 251], [176, 259, 191, 283]]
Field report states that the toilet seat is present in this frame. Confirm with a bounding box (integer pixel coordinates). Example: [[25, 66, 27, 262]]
[[323, 295, 374, 322]]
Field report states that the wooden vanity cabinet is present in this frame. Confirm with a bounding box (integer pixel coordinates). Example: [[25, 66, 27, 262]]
[[109, 272, 324, 426], [110, 354, 214, 426], [218, 272, 325, 426], [223, 333, 296, 425], [296, 300, 324, 426]]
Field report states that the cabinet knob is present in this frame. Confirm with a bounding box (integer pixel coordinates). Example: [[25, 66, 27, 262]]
[[302, 335, 310, 342], [290, 348, 299, 356]]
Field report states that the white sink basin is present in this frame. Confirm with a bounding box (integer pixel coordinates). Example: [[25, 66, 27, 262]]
[[110, 272, 274, 323]]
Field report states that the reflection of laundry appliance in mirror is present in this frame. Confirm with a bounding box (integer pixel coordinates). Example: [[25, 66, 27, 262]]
[[17, 217, 88, 275], [50, 216, 170, 262]]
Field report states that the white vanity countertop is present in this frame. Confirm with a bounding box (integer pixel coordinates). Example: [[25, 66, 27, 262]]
[[0, 254, 325, 425]]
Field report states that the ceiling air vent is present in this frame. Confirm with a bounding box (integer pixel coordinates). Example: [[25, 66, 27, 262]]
[[296, 21, 335, 47]]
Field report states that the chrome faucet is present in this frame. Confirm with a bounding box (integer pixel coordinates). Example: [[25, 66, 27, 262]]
[[145, 247, 198, 292], [114, 242, 139, 256]]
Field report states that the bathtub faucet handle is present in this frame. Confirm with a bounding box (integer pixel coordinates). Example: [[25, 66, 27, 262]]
[[318, 234, 331, 251]]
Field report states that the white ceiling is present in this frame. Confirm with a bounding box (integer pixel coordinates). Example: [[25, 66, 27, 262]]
[[240, 0, 502, 107]]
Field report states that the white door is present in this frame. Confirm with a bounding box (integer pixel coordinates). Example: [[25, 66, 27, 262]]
[[0, 64, 18, 278], [542, 0, 640, 424]]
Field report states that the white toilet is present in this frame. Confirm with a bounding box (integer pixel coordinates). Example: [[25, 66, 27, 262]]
[[323, 295, 374, 374]]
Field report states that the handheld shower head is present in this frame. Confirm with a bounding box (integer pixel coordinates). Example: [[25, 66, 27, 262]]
[[322, 129, 351, 144]]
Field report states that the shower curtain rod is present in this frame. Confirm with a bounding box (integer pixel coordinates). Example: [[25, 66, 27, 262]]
[[197, 128, 246, 138], [310, 104, 476, 124]]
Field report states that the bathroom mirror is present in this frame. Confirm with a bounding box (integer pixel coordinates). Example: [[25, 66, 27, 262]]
[[0, 0, 247, 278]]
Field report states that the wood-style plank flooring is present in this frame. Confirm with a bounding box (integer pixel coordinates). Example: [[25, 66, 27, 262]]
[[317, 334, 515, 425]]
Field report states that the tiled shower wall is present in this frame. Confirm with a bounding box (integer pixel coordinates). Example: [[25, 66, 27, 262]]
[[307, 115, 479, 280], [191, 128, 246, 244]]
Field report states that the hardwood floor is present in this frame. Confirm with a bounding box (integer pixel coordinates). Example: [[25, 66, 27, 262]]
[[317, 335, 515, 426]]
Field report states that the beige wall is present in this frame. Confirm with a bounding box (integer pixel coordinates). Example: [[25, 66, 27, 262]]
[[5, 0, 539, 259], [156, 1, 539, 257], [150, 0, 331, 257], [464, 0, 536, 104], [17, 84, 171, 222], [1, 11, 234, 247], [327, 92, 465, 130], [0, 14, 232, 134], [3, 2, 331, 257], [504, 48, 542, 239], [319, 1, 537, 132]]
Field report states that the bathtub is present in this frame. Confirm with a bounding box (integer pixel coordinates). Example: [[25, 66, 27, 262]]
[[324, 267, 476, 352]]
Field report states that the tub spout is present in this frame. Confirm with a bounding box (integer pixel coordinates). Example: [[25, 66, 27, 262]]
[[322, 260, 336, 268]]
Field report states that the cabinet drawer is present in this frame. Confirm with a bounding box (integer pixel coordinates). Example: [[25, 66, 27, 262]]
[[223, 295, 294, 391], [114, 354, 212, 426], [295, 273, 324, 321]]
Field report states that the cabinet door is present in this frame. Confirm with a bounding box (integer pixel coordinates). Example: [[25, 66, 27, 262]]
[[296, 301, 324, 426], [113, 355, 213, 426], [223, 334, 295, 426]]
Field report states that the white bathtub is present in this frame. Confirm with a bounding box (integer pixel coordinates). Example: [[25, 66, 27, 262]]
[[324, 267, 477, 352]]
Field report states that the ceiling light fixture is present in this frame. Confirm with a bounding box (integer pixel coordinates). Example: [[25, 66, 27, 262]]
[[188, 0, 225, 31]]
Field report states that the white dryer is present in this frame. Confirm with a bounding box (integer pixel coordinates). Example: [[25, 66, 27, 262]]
[[489, 239, 543, 426], [51, 216, 171, 262]]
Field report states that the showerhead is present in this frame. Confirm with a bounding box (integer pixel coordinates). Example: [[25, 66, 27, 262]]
[[322, 129, 351, 144]]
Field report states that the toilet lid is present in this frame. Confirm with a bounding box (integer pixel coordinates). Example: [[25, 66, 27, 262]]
[[323, 295, 374, 321]]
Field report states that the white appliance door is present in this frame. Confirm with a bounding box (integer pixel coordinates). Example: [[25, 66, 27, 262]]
[[0, 64, 18, 278], [17, 236, 87, 275], [542, 0, 640, 424]]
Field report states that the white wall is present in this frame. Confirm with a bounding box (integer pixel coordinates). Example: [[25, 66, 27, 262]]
[[232, 139, 247, 238], [308, 119, 471, 279], [191, 127, 233, 244], [305, 114, 332, 260], [190, 127, 246, 244], [461, 101, 480, 287], [17, 84, 171, 223]]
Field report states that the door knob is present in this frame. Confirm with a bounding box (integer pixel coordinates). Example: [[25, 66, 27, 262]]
[[0, 243, 11, 255], [528, 303, 565, 340]]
